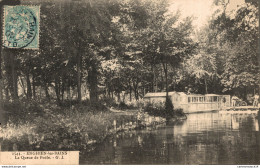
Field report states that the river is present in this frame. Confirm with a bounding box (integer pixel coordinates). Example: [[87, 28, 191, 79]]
[[80, 111, 260, 165]]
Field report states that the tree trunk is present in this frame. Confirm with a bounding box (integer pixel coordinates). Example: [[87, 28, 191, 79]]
[[160, 65, 164, 91], [0, 44, 2, 110], [19, 76, 26, 96], [26, 72, 32, 99], [0, 48, 2, 107], [142, 84, 145, 97], [129, 84, 132, 102], [123, 92, 125, 103], [61, 76, 65, 101], [54, 77, 60, 103], [77, 53, 82, 103], [173, 69, 176, 91], [88, 65, 98, 102], [0, 74, 2, 107], [32, 73, 36, 99], [133, 81, 139, 100], [10, 54, 18, 100], [162, 61, 168, 98], [5, 87, 9, 101], [0, 79, 2, 100], [44, 83, 50, 100], [204, 78, 208, 94], [151, 65, 154, 92], [117, 92, 120, 102], [155, 74, 158, 92], [13, 70, 18, 100], [134, 88, 138, 100], [165, 63, 168, 97], [5, 53, 19, 100], [108, 88, 111, 98], [67, 81, 71, 100], [12, 57, 18, 100], [243, 87, 247, 102]]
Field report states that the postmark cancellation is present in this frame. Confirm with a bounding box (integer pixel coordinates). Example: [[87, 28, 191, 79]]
[[2, 5, 40, 49]]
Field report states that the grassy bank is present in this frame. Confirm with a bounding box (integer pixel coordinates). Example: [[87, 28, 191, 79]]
[[0, 99, 166, 152]]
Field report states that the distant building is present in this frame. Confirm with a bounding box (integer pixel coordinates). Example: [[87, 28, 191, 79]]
[[144, 91, 230, 113]]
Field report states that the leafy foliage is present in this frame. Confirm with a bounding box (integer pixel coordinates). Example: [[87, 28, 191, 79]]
[[211, 2, 259, 97]]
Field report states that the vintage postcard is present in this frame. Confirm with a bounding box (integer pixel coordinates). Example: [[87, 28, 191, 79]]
[[0, 0, 259, 166]]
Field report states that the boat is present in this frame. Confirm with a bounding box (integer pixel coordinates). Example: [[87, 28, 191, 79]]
[[144, 92, 231, 113], [219, 106, 259, 114]]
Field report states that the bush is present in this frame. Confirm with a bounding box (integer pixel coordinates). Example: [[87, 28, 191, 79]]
[[3, 101, 23, 113], [144, 98, 185, 119], [174, 108, 185, 117], [58, 99, 109, 112], [3, 100, 44, 114], [144, 101, 166, 117], [3, 100, 45, 122], [118, 101, 128, 110], [125, 99, 144, 109], [100, 97, 118, 108], [58, 100, 79, 108]]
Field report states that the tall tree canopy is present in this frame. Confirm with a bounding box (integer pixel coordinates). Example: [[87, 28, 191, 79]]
[[0, 0, 257, 105]]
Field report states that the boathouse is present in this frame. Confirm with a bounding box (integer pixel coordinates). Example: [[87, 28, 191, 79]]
[[144, 92, 231, 113]]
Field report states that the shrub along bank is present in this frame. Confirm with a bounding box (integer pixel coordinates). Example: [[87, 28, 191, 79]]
[[144, 99, 187, 120]]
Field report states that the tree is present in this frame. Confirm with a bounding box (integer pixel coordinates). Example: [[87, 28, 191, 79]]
[[185, 52, 218, 94], [0, 0, 21, 102], [210, 1, 259, 98], [137, 1, 196, 113]]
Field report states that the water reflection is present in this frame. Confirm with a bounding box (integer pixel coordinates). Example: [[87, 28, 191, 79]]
[[80, 111, 260, 165]]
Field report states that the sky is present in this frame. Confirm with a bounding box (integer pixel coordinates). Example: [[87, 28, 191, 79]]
[[168, 0, 245, 29]]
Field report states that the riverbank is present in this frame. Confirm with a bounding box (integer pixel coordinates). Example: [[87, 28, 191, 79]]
[[0, 100, 172, 153]]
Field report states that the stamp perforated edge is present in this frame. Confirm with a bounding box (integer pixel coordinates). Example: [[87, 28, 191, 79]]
[[2, 5, 40, 50]]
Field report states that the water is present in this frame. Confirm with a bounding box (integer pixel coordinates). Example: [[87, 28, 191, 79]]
[[80, 111, 260, 165]]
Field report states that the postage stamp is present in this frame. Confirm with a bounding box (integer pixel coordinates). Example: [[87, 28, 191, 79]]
[[2, 5, 40, 49]]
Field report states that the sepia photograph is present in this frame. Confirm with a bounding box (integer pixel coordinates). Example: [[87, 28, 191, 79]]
[[0, 0, 259, 166]]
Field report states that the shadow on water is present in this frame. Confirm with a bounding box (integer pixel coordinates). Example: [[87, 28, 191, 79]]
[[80, 111, 260, 165]]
